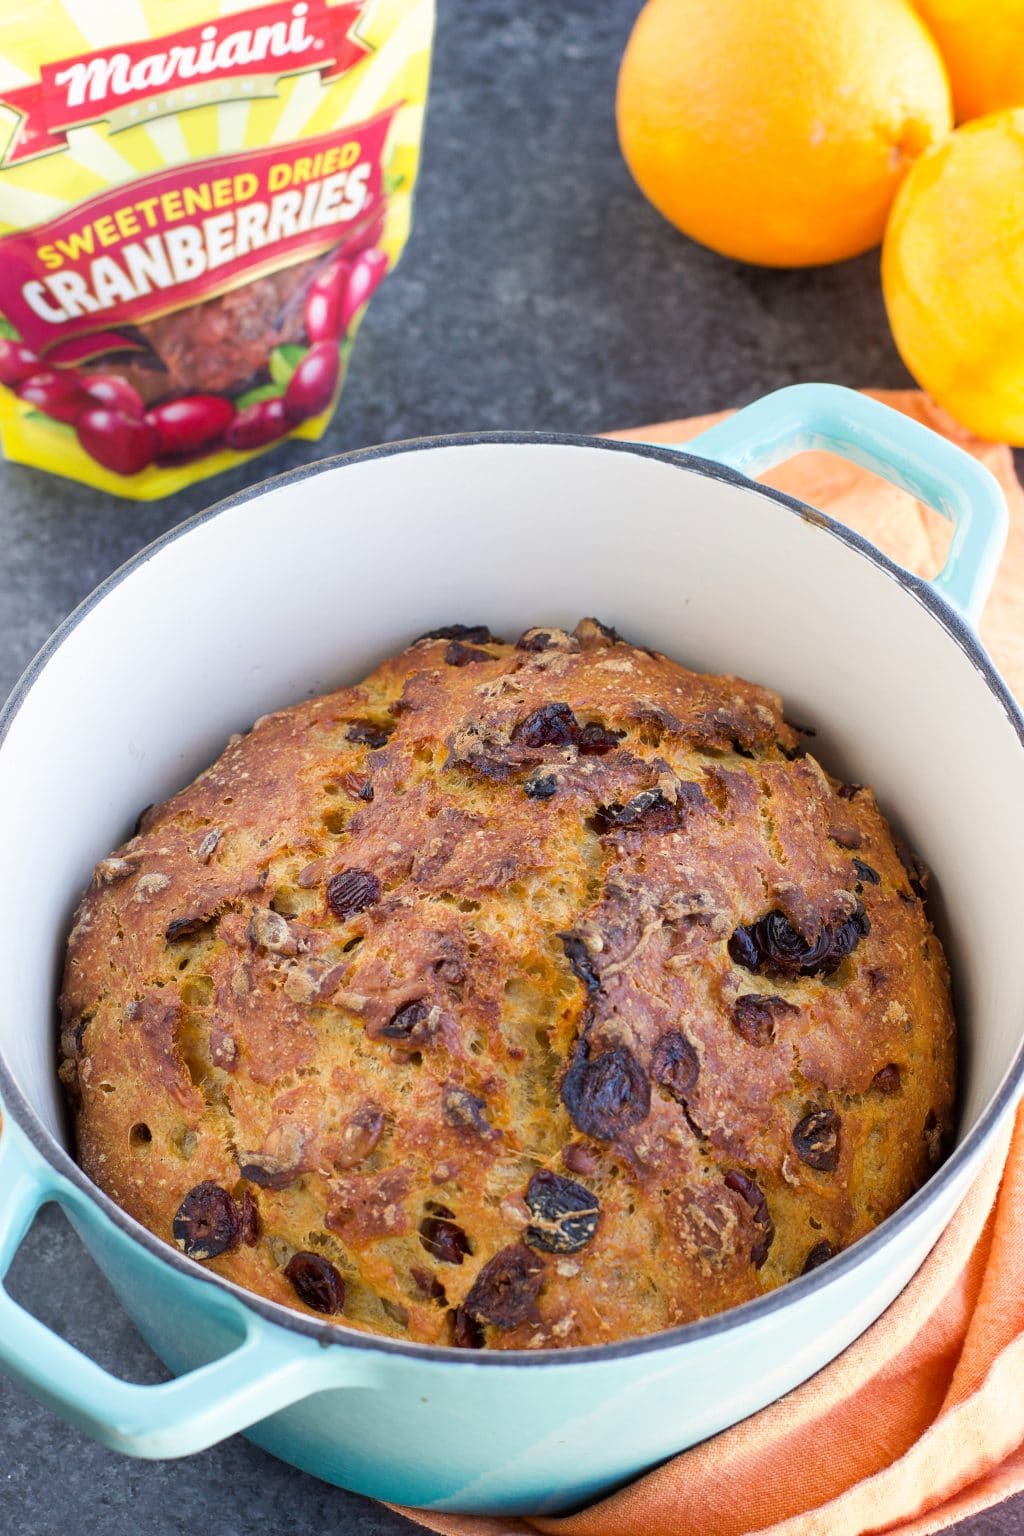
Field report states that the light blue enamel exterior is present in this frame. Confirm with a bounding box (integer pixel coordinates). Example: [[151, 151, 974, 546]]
[[684, 383, 1008, 627], [0, 384, 1015, 1514], [0, 1103, 988, 1511]]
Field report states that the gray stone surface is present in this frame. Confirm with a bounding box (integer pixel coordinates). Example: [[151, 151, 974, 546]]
[[0, 1, 1016, 1532]]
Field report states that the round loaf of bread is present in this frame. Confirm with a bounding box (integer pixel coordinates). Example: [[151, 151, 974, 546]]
[[59, 618, 956, 1349]]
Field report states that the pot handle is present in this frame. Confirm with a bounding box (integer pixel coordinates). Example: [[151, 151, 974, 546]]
[[0, 1113, 365, 1458], [682, 383, 1008, 627]]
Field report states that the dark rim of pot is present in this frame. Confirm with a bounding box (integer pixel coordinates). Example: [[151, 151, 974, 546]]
[[2, 429, 1022, 1370]]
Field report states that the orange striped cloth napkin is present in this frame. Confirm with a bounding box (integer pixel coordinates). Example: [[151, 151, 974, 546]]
[[392, 392, 1024, 1536]]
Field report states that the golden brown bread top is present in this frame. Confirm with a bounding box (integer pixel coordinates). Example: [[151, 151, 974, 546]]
[[59, 618, 956, 1349]]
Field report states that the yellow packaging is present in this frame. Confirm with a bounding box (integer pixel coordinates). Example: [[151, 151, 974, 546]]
[[0, 0, 433, 497]]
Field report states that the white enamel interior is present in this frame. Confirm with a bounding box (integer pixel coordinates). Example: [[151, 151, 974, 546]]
[[2, 439, 1022, 1154]]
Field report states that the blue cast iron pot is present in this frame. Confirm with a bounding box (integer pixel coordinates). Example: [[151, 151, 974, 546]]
[[0, 384, 1021, 1516]]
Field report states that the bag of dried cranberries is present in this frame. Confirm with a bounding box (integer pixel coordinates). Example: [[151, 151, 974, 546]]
[[0, 0, 433, 497]]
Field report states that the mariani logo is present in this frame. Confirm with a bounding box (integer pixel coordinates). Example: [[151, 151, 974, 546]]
[[0, 1, 372, 166], [57, 6, 327, 107]]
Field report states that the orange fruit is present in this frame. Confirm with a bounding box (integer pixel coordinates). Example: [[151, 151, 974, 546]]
[[883, 110, 1024, 442], [913, 0, 1024, 121], [616, 0, 952, 267]]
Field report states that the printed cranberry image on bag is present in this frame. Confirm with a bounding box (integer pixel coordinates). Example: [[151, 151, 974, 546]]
[[0, 0, 434, 498]]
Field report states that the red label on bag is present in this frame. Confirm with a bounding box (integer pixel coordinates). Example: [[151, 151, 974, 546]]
[[0, 1, 370, 165], [0, 109, 397, 352]]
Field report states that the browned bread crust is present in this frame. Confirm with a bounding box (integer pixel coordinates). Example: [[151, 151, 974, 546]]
[[59, 619, 956, 1349]]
